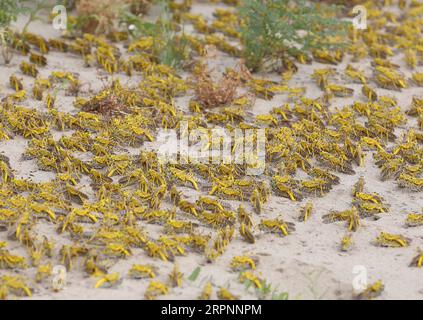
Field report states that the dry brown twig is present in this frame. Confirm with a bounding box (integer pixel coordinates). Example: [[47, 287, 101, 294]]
[[191, 53, 254, 110], [81, 93, 129, 116], [193, 66, 240, 109]]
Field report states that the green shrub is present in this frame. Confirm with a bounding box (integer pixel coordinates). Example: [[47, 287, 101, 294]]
[[0, 0, 47, 64], [120, 0, 189, 68], [238, 0, 348, 71], [0, 0, 22, 64], [0, 0, 21, 28]]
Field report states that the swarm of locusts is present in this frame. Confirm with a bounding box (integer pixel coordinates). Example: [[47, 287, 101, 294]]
[[0, 0, 421, 300]]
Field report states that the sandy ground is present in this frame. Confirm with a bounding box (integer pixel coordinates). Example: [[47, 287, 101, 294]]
[[0, 2, 422, 300]]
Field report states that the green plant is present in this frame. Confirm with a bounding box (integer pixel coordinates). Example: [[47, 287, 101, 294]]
[[64, 0, 152, 35], [241, 276, 290, 300], [238, 0, 348, 71], [119, 0, 189, 68], [0, 0, 50, 64], [271, 290, 289, 300], [22, 0, 51, 34], [0, 0, 21, 64], [255, 280, 273, 299], [0, 0, 20, 29]]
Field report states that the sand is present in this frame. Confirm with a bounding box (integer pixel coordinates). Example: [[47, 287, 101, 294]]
[[0, 1, 422, 300]]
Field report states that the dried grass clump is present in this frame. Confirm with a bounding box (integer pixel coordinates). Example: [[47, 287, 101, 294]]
[[81, 93, 130, 117], [193, 65, 240, 109]]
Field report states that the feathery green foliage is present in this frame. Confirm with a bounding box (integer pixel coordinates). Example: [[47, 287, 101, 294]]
[[0, 0, 21, 28], [238, 0, 348, 70], [120, 0, 189, 68], [0, 0, 23, 64], [0, 0, 48, 64]]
